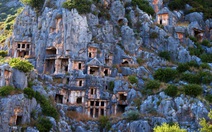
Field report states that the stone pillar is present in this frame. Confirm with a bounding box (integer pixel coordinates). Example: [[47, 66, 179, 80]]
[[55, 59, 61, 74]]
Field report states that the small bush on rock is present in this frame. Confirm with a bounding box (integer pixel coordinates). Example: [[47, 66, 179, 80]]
[[184, 84, 202, 97], [199, 110, 212, 132], [36, 117, 52, 132], [9, 58, 33, 73], [131, 0, 155, 16], [98, 116, 111, 131], [0, 50, 7, 57], [201, 40, 212, 47], [128, 75, 138, 84], [158, 51, 171, 61], [200, 63, 210, 69], [145, 80, 160, 90], [23, 87, 35, 99], [150, 32, 159, 39], [0, 86, 15, 96], [205, 94, 212, 103], [124, 110, 140, 121], [200, 53, 212, 63], [181, 73, 201, 84], [108, 81, 114, 92], [154, 68, 178, 83], [154, 123, 186, 132], [164, 85, 178, 97], [177, 63, 190, 73], [62, 0, 92, 14]]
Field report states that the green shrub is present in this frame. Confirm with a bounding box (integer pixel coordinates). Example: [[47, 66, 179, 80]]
[[124, 110, 140, 121], [0, 86, 15, 96], [181, 73, 201, 84], [200, 53, 212, 63], [128, 75, 138, 84], [136, 58, 143, 65], [62, 0, 92, 14], [164, 85, 178, 97], [131, 0, 155, 16], [158, 51, 171, 61], [154, 68, 178, 83], [34, 92, 59, 121], [205, 94, 212, 103], [188, 47, 203, 57], [187, 61, 199, 68], [184, 84, 202, 97], [150, 32, 159, 39], [9, 58, 34, 73], [98, 116, 111, 131], [201, 40, 212, 47], [133, 98, 142, 110], [0, 50, 7, 57], [177, 63, 190, 73], [199, 110, 212, 132], [200, 71, 212, 84], [23, 87, 35, 99], [154, 123, 186, 132], [189, 36, 198, 43], [145, 80, 160, 90], [21, 0, 45, 13], [36, 117, 52, 132], [108, 81, 114, 92], [200, 63, 210, 69]]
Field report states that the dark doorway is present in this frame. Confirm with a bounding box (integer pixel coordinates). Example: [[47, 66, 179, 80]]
[[90, 108, 93, 117], [55, 94, 63, 103], [95, 108, 99, 117], [117, 105, 127, 113], [119, 94, 127, 101], [77, 97, 82, 104], [104, 69, 108, 76], [101, 109, 104, 116], [16, 116, 22, 125], [78, 63, 82, 69]]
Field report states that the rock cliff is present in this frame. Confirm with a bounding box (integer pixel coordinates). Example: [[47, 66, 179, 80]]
[[0, 0, 212, 131]]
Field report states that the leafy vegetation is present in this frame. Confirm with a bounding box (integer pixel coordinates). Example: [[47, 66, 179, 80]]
[[124, 110, 140, 121], [23, 87, 35, 99], [0, 86, 16, 96], [154, 123, 187, 132], [181, 71, 212, 85], [136, 57, 143, 65], [150, 32, 159, 39], [145, 80, 160, 90], [200, 53, 212, 63], [24, 87, 59, 121], [0, 0, 21, 22], [0, 50, 7, 57], [98, 116, 111, 131], [128, 75, 138, 84], [108, 81, 114, 92], [164, 85, 178, 97], [9, 58, 34, 73], [35, 117, 52, 132], [199, 110, 212, 132], [158, 51, 171, 61], [154, 68, 178, 83], [21, 0, 45, 13], [62, 0, 92, 14], [0, 8, 23, 46], [184, 84, 202, 97], [167, 0, 212, 19], [131, 0, 155, 16], [201, 40, 212, 47]]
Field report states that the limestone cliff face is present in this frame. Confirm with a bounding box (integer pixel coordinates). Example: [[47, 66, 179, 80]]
[[0, 94, 37, 131], [2, 0, 212, 131]]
